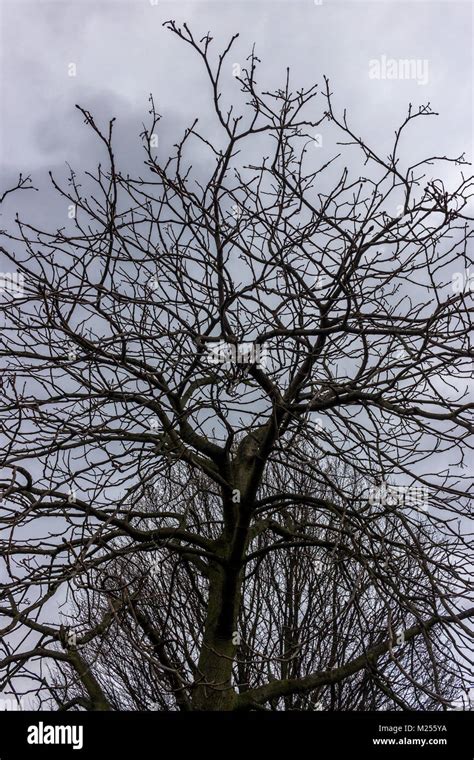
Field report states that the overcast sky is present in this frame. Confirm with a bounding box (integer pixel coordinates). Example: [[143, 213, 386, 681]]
[[0, 0, 472, 187], [0, 0, 472, 461], [0, 0, 472, 458]]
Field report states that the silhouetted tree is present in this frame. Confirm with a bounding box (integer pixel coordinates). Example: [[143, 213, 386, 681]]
[[0, 22, 472, 710]]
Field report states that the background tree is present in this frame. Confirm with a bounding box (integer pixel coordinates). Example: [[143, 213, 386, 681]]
[[0, 21, 472, 711]]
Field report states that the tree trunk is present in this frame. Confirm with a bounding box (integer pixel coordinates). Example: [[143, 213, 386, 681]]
[[192, 563, 242, 710]]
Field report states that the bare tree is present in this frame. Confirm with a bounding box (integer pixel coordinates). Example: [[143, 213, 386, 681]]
[[48, 458, 466, 712], [0, 21, 472, 711]]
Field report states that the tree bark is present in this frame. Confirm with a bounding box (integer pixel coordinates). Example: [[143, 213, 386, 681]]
[[192, 563, 242, 710]]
